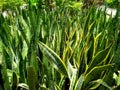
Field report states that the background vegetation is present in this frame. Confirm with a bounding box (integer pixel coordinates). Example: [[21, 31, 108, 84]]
[[0, 0, 120, 90]]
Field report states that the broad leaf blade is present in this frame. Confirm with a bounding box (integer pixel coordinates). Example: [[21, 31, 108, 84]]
[[38, 41, 68, 76], [84, 64, 113, 86], [27, 66, 37, 90], [88, 43, 113, 71]]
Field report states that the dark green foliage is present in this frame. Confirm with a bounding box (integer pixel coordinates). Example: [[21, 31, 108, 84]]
[[0, 0, 120, 90]]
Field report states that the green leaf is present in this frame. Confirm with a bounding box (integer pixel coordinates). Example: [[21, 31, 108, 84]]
[[67, 60, 78, 90], [12, 72, 19, 90], [27, 66, 37, 90], [88, 43, 113, 71], [0, 53, 2, 66], [18, 15, 30, 46], [22, 41, 28, 60], [105, 0, 115, 3], [55, 83, 62, 90], [38, 41, 68, 76], [68, 1, 83, 9], [69, 68, 77, 90], [74, 74, 84, 90], [113, 71, 120, 86], [84, 64, 113, 86], [67, 60, 74, 79], [113, 44, 120, 69], [89, 79, 112, 90], [117, 71, 120, 86], [1, 62, 11, 90]]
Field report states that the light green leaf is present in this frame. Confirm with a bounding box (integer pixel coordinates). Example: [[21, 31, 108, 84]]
[[22, 41, 28, 60], [113, 44, 120, 69], [18, 16, 30, 46], [69, 68, 77, 90], [55, 83, 62, 90], [67, 60, 74, 79], [117, 71, 120, 86], [68, 1, 83, 9], [105, 0, 115, 3], [74, 74, 84, 90], [89, 79, 112, 90]]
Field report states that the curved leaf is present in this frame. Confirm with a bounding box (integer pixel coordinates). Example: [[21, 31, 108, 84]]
[[38, 41, 68, 76], [84, 64, 113, 86], [88, 43, 113, 72], [89, 79, 112, 90], [18, 83, 29, 90]]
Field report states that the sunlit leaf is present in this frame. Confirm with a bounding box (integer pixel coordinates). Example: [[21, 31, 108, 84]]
[[89, 79, 112, 90], [74, 74, 84, 90], [18, 83, 29, 90]]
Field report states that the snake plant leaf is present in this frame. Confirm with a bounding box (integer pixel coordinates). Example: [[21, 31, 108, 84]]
[[74, 74, 84, 90], [113, 44, 120, 69], [55, 83, 62, 90], [117, 72, 120, 86], [68, 1, 83, 9], [69, 68, 77, 90], [67, 60, 74, 79], [89, 79, 112, 90], [38, 41, 68, 76], [1, 62, 11, 90], [67, 60, 78, 90], [12, 72, 19, 90], [27, 66, 37, 90], [84, 64, 113, 86], [114, 71, 120, 86], [88, 43, 113, 72], [18, 15, 30, 46]]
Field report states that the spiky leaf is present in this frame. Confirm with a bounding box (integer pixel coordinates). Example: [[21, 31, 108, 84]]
[[38, 41, 68, 76]]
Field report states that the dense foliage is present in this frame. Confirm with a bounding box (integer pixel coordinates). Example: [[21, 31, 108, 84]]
[[0, 0, 120, 90]]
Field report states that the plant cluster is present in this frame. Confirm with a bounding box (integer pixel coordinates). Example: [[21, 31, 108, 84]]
[[0, 0, 120, 90]]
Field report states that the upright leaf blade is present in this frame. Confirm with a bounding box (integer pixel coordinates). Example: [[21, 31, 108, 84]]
[[74, 74, 84, 90], [12, 72, 19, 90], [38, 41, 68, 76], [27, 66, 37, 90]]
